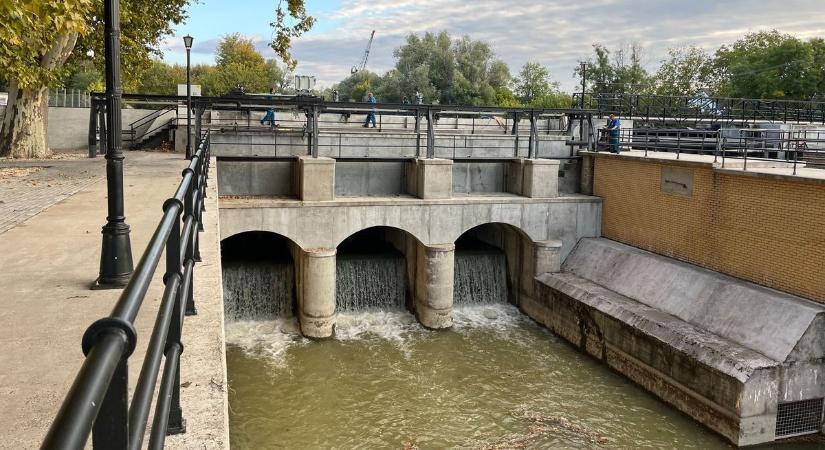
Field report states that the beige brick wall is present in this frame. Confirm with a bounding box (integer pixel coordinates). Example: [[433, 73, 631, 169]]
[[594, 156, 825, 303]]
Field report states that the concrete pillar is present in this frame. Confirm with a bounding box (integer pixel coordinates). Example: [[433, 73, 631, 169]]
[[415, 243, 454, 329], [519, 240, 563, 306], [507, 158, 560, 198], [580, 152, 594, 195], [297, 156, 335, 201], [297, 248, 336, 339], [409, 158, 452, 199]]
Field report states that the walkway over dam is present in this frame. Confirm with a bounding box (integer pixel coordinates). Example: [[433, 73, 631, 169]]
[[29, 94, 825, 448]]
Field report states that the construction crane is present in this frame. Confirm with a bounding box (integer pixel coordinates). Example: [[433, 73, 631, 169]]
[[351, 30, 376, 74]]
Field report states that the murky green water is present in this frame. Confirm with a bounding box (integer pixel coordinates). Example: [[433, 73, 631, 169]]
[[225, 304, 825, 450]]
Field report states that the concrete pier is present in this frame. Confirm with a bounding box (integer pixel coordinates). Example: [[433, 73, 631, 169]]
[[414, 243, 455, 329], [297, 248, 337, 338]]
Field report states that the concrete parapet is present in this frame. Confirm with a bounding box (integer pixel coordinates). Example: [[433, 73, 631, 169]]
[[508, 159, 560, 198], [414, 243, 455, 329], [297, 248, 336, 338], [534, 240, 563, 275], [579, 152, 594, 195], [410, 158, 453, 199], [297, 156, 335, 201]]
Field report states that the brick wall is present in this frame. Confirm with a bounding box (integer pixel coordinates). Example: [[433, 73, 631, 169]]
[[593, 155, 825, 303]]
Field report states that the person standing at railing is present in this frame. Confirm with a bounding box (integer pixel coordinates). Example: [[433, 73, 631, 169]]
[[363, 92, 377, 128], [607, 113, 621, 153], [261, 88, 277, 127]]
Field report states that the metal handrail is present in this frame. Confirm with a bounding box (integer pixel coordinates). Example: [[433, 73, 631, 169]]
[[41, 126, 211, 450]]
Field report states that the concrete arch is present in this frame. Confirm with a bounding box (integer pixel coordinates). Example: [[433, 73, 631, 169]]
[[334, 225, 424, 249], [453, 221, 534, 244]]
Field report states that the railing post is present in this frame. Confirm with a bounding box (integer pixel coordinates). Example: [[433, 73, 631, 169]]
[[414, 109, 421, 158], [528, 111, 538, 159], [91, 357, 129, 449], [183, 165, 198, 316], [426, 108, 435, 159], [89, 101, 98, 158], [512, 111, 520, 158]]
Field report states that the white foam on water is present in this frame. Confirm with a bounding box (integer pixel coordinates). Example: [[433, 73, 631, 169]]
[[225, 317, 307, 367]]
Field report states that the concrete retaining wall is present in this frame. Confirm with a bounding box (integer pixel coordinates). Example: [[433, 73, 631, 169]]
[[46, 107, 163, 150]]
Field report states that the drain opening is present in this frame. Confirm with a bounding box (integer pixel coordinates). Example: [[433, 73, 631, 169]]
[[776, 398, 823, 438]]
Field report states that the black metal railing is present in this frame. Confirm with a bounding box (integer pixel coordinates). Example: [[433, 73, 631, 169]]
[[41, 129, 211, 450], [595, 127, 825, 175], [573, 92, 825, 125]]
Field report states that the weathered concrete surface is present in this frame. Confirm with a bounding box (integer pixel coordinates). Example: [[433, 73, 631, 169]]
[[296, 248, 337, 338], [0, 152, 228, 449], [414, 243, 455, 329], [413, 158, 452, 199], [219, 195, 602, 262], [47, 107, 165, 150], [297, 156, 335, 201], [522, 238, 825, 446]]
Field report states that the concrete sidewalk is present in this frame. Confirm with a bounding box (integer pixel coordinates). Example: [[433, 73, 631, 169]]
[[0, 151, 228, 449]]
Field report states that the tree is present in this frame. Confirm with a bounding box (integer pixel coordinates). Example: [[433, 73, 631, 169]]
[[513, 62, 556, 103], [269, 0, 314, 70], [653, 46, 716, 96], [576, 42, 652, 95], [713, 30, 821, 99], [0, 0, 190, 158]]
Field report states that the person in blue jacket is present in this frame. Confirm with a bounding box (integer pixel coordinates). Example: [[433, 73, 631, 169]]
[[607, 114, 621, 153], [363, 92, 377, 128], [261, 88, 277, 127]]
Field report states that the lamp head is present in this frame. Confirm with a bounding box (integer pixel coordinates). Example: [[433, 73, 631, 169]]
[[183, 35, 194, 50]]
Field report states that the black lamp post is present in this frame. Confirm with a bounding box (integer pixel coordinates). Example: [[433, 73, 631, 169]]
[[95, 0, 133, 289], [184, 35, 193, 159]]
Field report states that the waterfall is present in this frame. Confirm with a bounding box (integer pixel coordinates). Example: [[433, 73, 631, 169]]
[[223, 260, 294, 321], [336, 252, 407, 311], [454, 248, 508, 305]]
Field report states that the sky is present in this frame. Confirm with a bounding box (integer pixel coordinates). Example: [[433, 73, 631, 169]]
[[161, 0, 825, 91]]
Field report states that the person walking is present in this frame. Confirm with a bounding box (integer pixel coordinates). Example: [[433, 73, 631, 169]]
[[261, 88, 277, 127], [363, 92, 377, 128], [607, 114, 621, 153]]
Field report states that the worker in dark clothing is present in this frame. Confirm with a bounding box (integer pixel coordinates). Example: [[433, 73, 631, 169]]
[[402, 95, 410, 105], [363, 92, 377, 128], [261, 88, 276, 127], [607, 114, 621, 153]]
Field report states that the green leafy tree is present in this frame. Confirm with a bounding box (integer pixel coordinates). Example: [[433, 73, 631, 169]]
[[137, 59, 186, 95], [713, 30, 821, 99], [576, 42, 651, 95], [513, 62, 556, 103], [653, 46, 717, 96], [0, 0, 190, 158]]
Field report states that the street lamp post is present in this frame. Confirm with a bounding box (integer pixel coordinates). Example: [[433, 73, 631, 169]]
[[184, 35, 193, 159], [95, 0, 133, 288]]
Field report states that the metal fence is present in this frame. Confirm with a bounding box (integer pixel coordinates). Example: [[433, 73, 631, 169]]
[[41, 127, 211, 449], [574, 92, 825, 126], [596, 127, 825, 174], [49, 88, 92, 108]]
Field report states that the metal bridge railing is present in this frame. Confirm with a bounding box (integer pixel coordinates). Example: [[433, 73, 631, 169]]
[[596, 127, 825, 175], [49, 88, 92, 108], [574, 92, 825, 125], [41, 129, 211, 450]]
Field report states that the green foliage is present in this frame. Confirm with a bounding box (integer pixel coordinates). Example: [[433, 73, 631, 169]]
[[513, 62, 557, 103], [269, 0, 315, 70], [713, 30, 823, 99], [62, 59, 104, 91], [653, 46, 716, 96], [576, 43, 652, 95], [0, 0, 92, 89]]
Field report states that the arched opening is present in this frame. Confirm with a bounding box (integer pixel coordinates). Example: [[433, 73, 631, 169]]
[[335, 226, 419, 312], [454, 223, 533, 306], [221, 231, 298, 321]]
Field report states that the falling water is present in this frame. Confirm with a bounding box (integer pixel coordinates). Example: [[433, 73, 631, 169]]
[[336, 251, 407, 311], [454, 248, 508, 305], [222, 260, 294, 321]]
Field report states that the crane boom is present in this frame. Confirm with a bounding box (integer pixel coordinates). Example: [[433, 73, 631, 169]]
[[351, 30, 376, 74]]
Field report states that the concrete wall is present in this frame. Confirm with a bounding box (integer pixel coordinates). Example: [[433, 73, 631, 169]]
[[592, 153, 825, 303], [47, 107, 165, 150], [335, 161, 406, 196], [217, 160, 293, 196]]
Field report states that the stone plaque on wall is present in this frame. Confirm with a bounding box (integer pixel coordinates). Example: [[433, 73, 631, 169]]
[[661, 167, 694, 197]]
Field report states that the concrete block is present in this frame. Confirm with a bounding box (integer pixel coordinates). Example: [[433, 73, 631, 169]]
[[534, 240, 563, 274], [297, 156, 335, 201], [412, 158, 452, 199], [522, 159, 560, 198]]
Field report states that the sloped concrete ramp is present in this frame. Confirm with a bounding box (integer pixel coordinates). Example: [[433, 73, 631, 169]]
[[522, 238, 825, 446]]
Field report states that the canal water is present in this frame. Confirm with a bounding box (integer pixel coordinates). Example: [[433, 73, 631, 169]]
[[223, 249, 820, 449]]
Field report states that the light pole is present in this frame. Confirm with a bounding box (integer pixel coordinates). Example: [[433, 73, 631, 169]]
[[183, 35, 193, 159], [95, 0, 133, 289]]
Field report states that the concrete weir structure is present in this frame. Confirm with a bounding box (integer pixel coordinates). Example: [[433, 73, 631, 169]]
[[523, 238, 825, 446], [218, 151, 601, 336]]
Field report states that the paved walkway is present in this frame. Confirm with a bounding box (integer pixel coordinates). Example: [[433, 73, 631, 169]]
[[0, 151, 228, 449]]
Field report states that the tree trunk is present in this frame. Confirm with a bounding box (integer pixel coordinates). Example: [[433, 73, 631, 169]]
[[0, 31, 77, 158], [0, 81, 50, 158]]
